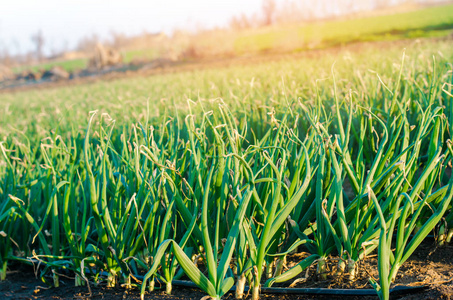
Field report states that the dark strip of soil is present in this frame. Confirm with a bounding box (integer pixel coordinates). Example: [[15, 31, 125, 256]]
[[2, 242, 453, 299]]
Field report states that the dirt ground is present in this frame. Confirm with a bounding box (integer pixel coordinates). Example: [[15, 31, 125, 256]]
[[2, 35, 451, 95], [1, 240, 453, 300]]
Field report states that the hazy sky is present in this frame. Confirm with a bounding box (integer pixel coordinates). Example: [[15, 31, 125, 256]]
[[1, 0, 264, 55], [0, 0, 441, 56]]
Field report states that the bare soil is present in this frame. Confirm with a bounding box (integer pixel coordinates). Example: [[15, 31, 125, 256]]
[[1, 240, 453, 299]]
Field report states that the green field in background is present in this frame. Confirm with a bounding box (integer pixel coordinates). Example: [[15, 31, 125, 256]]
[[12, 58, 89, 74], [234, 4, 453, 53], [12, 3, 453, 74]]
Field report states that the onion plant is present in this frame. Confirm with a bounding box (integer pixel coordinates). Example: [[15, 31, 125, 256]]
[[0, 39, 452, 300]]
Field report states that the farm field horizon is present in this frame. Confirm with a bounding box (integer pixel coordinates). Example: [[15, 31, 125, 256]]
[[2, 27, 453, 300], [7, 2, 453, 75]]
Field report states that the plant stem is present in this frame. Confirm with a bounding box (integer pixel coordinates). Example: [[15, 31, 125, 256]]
[[0, 261, 6, 281]]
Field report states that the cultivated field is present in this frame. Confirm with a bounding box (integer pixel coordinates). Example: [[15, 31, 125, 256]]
[[12, 3, 453, 74], [1, 37, 453, 300]]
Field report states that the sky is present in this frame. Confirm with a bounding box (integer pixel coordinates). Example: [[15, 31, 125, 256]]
[[0, 0, 264, 56], [0, 0, 442, 56]]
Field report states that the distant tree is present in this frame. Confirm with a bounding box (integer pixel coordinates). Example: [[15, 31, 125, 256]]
[[77, 34, 100, 53], [31, 30, 45, 61], [110, 30, 128, 48], [230, 13, 252, 30], [262, 0, 276, 26], [0, 46, 12, 66]]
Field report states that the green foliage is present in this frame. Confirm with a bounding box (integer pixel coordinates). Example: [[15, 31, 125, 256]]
[[1, 38, 453, 300], [13, 58, 88, 74]]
